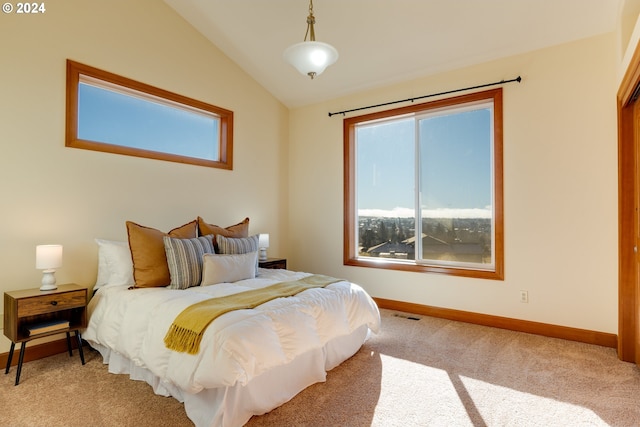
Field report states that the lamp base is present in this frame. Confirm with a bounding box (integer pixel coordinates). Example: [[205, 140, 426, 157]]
[[40, 269, 57, 291], [259, 248, 267, 262]]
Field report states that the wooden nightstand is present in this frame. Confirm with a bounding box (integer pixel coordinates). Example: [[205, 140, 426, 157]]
[[259, 258, 287, 269], [3, 283, 87, 385]]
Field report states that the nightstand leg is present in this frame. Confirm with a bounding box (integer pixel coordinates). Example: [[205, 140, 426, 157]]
[[15, 342, 26, 386], [65, 332, 73, 356], [5, 342, 15, 374], [75, 331, 85, 365]]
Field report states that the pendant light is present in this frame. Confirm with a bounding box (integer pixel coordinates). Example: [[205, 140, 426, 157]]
[[283, 0, 338, 79]]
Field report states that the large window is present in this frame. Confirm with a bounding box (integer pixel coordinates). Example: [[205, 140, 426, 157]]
[[344, 89, 503, 279], [65, 60, 233, 169]]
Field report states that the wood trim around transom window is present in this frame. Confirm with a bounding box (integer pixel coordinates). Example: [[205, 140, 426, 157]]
[[65, 60, 234, 170]]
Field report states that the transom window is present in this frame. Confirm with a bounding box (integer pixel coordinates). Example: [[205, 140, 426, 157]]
[[344, 89, 504, 280], [65, 60, 233, 169]]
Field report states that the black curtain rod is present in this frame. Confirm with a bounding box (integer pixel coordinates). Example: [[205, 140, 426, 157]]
[[328, 76, 522, 117]]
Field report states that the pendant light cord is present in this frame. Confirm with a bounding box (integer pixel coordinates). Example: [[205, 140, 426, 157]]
[[305, 0, 316, 41]]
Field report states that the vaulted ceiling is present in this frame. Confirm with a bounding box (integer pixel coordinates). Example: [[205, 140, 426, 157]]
[[164, 0, 621, 108]]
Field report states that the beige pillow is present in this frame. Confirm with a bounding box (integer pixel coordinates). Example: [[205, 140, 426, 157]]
[[197, 217, 250, 249], [200, 252, 257, 286], [126, 220, 197, 288]]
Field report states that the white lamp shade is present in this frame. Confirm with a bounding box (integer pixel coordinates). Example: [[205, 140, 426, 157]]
[[259, 234, 270, 248], [283, 41, 338, 78], [36, 244, 63, 270]]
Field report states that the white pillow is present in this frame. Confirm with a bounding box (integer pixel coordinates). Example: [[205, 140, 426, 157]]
[[200, 252, 257, 286], [94, 239, 135, 289]]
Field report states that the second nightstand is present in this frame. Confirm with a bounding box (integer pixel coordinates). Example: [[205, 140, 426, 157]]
[[4, 283, 87, 385], [259, 258, 287, 269]]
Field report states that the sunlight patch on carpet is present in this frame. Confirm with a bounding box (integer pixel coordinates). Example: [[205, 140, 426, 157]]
[[459, 375, 607, 426], [375, 354, 477, 426], [372, 353, 609, 427]]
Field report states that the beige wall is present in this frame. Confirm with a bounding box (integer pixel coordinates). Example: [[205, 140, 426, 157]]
[[288, 33, 619, 334], [619, 1, 640, 81], [0, 0, 289, 352], [0, 2, 630, 355]]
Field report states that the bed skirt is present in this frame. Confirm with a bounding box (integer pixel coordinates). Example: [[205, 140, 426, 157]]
[[90, 324, 370, 427]]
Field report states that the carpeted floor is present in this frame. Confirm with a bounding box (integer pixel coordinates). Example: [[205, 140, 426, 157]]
[[2, 309, 639, 426]]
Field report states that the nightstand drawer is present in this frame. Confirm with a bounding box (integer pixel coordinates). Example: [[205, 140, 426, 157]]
[[16, 290, 85, 317], [259, 258, 287, 269]]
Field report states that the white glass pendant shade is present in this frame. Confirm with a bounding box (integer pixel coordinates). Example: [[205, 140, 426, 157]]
[[283, 41, 339, 79]]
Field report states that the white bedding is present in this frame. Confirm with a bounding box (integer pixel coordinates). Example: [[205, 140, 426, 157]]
[[83, 268, 381, 426]]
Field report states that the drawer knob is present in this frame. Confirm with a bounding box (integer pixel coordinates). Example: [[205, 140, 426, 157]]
[[50, 301, 58, 306]]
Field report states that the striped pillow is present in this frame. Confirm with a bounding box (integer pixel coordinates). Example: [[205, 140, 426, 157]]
[[216, 234, 259, 274], [164, 235, 215, 289]]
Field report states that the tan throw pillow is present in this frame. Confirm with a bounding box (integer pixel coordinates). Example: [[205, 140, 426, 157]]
[[126, 220, 198, 288], [197, 217, 250, 249]]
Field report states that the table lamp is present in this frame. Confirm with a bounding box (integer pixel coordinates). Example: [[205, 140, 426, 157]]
[[258, 234, 270, 261], [36, 244, 63, 291]]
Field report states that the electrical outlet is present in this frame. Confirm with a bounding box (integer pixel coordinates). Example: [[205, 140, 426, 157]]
[[520, 290, 528, 303]]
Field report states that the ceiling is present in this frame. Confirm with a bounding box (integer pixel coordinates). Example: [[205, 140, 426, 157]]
[[164, 0, 621, 108]]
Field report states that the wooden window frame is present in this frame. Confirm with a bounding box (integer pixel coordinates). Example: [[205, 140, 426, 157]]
[[343, 88, 504, 280], [65, 60, 233, 169]]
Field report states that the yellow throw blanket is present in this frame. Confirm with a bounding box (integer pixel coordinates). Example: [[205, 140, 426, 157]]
[[164, 274, 342, 355]]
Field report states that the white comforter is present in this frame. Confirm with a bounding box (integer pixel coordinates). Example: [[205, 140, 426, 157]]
[[83, 269, 380, 395]]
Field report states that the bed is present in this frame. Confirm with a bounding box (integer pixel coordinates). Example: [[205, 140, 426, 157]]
[[82, 218, 381, 427]]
